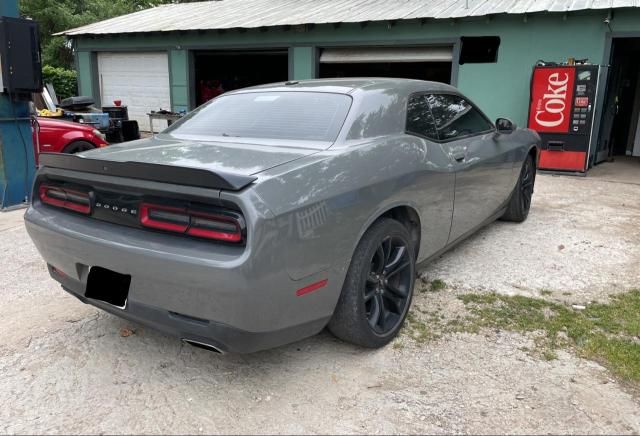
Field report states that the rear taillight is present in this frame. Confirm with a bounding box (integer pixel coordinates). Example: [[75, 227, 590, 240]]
[[139, 204, 190, 233], [39, 184, 91, 215], [187, 211, 243, 242], [139, 202, 244, 243]]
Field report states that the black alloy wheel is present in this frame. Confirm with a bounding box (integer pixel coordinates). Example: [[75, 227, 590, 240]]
[[365, 236, 412, 335], [501, 154, 536, 223], [520, 156, 535, 213], [328, 218, 416, 348]]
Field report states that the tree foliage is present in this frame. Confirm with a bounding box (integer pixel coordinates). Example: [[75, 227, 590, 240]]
[[42, 65, 77, 100], [20, 0, 198, 69]]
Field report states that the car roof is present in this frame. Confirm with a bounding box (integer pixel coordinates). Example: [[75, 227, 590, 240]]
[[219, 78, 467, 143], [227, 77, 458, 96]]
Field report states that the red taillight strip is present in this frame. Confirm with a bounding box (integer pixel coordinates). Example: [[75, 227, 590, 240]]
[[39, 185, 91, 215], [139, 202, 244, 243], [139, 203, 189, 233], [187, 211, 242, 242], [186, 226, 242, 242], [296, 279, 328, 297]]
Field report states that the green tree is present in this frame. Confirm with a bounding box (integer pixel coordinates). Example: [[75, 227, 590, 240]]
[[20, 0, 198, 69]]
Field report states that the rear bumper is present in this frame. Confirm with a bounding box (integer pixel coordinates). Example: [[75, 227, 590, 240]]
[[24, 205, 338, 353], [59, 278, 328, 353]]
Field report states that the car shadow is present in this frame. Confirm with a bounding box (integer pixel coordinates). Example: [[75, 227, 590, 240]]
[[93, 311, 381, 373]]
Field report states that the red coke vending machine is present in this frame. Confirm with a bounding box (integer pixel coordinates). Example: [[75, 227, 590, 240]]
[[528, 64, 601, 173]]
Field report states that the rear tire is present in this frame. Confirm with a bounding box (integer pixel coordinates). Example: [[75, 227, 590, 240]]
[[62, 140, 95, 154], [502, 154, 536, 223], [328, 218, 416, 348]]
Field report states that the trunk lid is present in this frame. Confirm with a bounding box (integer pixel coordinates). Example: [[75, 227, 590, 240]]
[[81, 135, 320, 176]]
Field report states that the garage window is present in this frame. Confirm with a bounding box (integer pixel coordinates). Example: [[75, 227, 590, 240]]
[[460, 37, 501, 64]]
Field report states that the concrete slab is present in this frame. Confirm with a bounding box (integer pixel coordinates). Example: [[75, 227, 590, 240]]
[[0, 208, 26, 232], [589, 156, 640, 185]]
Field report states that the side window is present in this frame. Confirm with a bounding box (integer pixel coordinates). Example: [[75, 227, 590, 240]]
[[427, 94, 494, 141], [406, 94, 439, 141]]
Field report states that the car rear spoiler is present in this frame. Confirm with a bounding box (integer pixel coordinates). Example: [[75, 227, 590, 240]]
[[38, 153, 257, 191]]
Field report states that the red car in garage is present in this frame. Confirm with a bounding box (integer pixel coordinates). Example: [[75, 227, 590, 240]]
[[33, 117, 109, 164]]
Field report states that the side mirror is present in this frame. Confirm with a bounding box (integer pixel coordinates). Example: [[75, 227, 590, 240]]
[[496, 118, 516, 134]]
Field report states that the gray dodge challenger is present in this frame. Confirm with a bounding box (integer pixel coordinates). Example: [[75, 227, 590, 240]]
[[25, 78, 540, 353]]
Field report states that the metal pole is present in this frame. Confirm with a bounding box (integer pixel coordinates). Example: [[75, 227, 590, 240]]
[[0, 0, 37, 208]]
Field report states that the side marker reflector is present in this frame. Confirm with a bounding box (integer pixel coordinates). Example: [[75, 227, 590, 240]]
[[296, 279, 328, 297], [51, 266, 67, 278]]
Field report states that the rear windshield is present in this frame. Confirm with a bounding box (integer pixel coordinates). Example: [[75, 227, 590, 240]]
[[165, 91, 352, 146]]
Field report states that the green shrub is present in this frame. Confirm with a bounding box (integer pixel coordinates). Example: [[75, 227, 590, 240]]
[[41, 65, 78, 101]]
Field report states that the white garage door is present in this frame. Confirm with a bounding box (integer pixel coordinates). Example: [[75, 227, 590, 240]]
[[98, 52, 171, 132]]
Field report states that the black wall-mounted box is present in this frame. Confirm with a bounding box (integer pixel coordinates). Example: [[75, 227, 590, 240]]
[[0, 16, 42, 94]]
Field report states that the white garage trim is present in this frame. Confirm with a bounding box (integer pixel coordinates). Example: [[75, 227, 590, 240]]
[[320, 46, 453, 64], [97, 52, 171, 132]]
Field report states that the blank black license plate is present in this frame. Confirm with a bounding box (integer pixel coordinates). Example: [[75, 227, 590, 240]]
[[85, 267, 131, 309]]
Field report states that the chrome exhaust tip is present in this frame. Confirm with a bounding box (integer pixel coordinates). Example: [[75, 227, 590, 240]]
[[181, 338, 224, 354]]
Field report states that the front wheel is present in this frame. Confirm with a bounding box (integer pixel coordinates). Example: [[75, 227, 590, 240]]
[[328, 218, 416, 348], [62, 140, 96, 154], [501, 154, 536, 223]]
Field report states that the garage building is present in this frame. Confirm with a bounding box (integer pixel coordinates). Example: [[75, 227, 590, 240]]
[[58, 0, 640, 168]]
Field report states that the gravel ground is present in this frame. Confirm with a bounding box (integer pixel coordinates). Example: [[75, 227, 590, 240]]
[[1, 164, 640, 434], [422, 171, 640, 302]]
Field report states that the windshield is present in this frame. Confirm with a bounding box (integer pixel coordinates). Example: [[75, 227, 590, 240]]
[[165, 91, 352, 146]]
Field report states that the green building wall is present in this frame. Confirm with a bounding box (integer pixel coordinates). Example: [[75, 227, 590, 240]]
[[291, 46, 317, 80], [73, 9, 640, 131], [76, 51, 95, 99], [169, 49, 190, 112]]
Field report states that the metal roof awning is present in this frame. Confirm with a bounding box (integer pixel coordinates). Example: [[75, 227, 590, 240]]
[[56, 0, 640, 37], [320, 46, 454, 64]]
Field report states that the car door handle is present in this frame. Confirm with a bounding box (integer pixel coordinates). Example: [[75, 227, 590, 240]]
[[452, 151, 466, 162]]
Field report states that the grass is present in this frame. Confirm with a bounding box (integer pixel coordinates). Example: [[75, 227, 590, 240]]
[[420, 279, 447, 293], [405, 311, 439, 343], [403, 309, 478, 344], [392, 341, 404, 350], [430, 279, 447, 292], [457, 290, 640, 384], [543, 349, 558, 361]]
